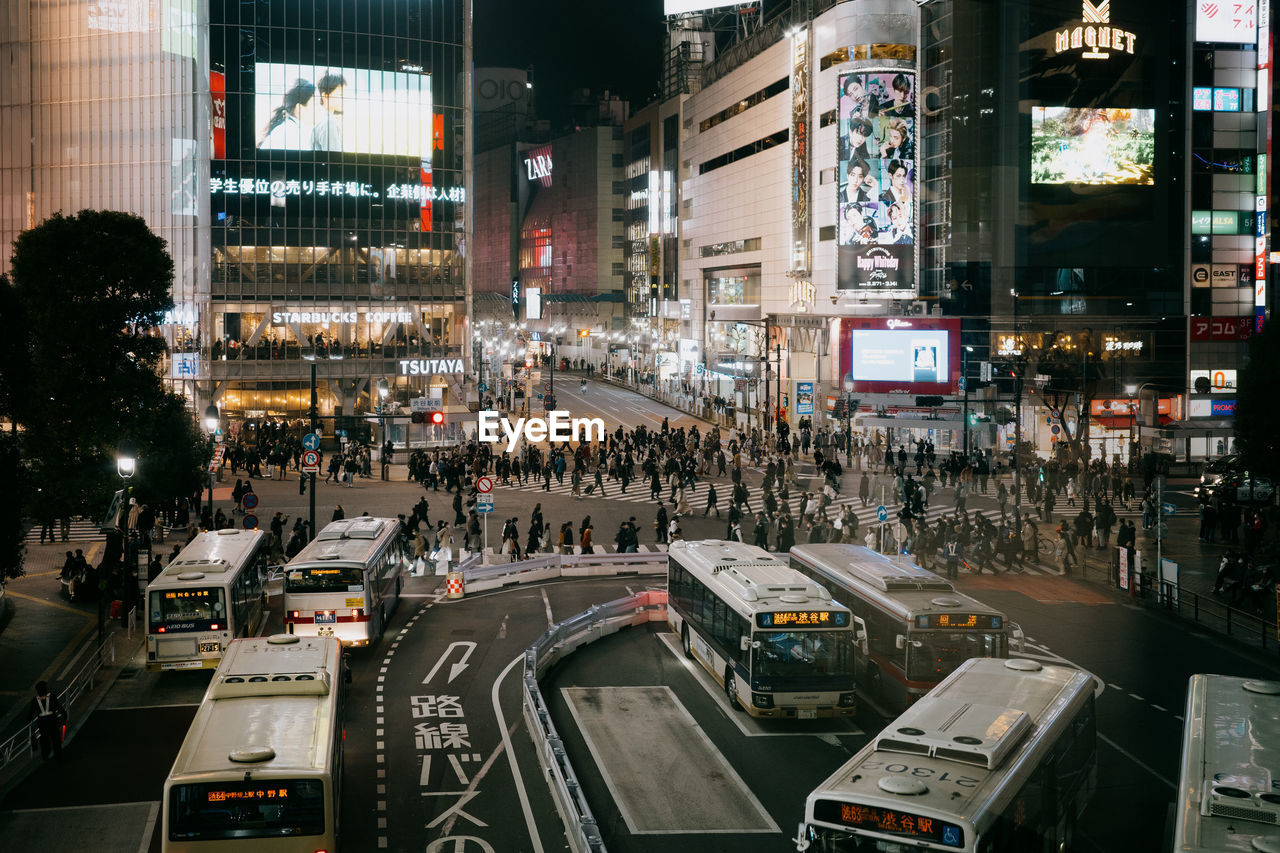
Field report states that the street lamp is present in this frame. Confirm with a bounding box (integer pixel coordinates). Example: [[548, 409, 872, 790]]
[[108, 440, 137, 652], [377, 378, 390, 481], [203, 405, 219, 524]]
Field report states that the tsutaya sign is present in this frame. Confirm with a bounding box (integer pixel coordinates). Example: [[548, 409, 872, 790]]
[[1053, 0, 1138, 60], [272, 309, 412, 324], [400, 358, 465, 375]]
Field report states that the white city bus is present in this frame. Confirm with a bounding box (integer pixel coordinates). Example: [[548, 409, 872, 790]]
[[667, 539, 858, 718], [790, 544, 1020, 714], [162, 634, 345, 852], [1172, 674, 1280, 852], [283, 517, 408, 646], [146, 529, 269, 671], [797, 657, 1097, 852]]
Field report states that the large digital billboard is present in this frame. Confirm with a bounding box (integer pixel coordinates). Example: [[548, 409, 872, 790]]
[[838, 318, 959, 395], [1031, 107, 1155, 185], [836, 71, 915, 293], [255, 63, 432, 156]]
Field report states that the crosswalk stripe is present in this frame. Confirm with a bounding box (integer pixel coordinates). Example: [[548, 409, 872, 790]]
[[491, 479, 1063, 576], [24, 520, 104, 543]]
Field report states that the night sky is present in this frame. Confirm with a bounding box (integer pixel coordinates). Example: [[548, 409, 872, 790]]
[[475, 0, 666, 126]]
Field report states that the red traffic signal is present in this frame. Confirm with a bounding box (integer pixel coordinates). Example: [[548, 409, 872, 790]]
[[524, 358, 533, 369], [429, 411, 444, 425]]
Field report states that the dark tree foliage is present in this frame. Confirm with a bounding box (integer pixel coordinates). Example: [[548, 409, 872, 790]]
[[1235, 320, 1280, 481], [0, 432, 26, 579], [1, 210, 204, 534]]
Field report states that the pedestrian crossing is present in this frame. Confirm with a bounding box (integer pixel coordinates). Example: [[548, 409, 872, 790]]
[[490, 477, 1075, 578], [24, 518, 104, 544]]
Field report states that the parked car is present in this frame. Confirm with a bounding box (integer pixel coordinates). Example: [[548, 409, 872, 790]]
[[1196, 472, 1275, 504]]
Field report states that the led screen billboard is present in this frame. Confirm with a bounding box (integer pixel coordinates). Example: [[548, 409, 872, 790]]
[[836, 70, 915, 293], [255, 63, 432, 156], [1031, 107, 1155, 185], [838, 318, 959, 395]]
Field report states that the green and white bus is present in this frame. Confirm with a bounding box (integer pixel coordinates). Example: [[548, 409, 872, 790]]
[[797, 657, 1096, 852], [667, 539, 858, 719]]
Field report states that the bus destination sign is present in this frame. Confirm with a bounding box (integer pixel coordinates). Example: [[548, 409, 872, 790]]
[[812, 799, 965, 848], [757, 610, 850, 628], [916, 614, 1002, 630]]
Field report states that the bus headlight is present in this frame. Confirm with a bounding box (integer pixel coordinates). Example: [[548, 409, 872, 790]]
[[838, 692, 857, 708], [752, 692, 774, 709]]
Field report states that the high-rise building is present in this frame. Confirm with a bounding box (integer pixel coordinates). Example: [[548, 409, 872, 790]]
[[0, 0, 472, 446]]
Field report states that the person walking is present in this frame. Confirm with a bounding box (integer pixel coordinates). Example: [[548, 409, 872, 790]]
[[580, 521, 594, 555], [703, 484, 720, 518], [29, 681, 66, 761]]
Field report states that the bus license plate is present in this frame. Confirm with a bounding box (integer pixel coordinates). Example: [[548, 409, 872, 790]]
[[315, 611, 336, 624], [199, 642, 220, 653], [798, 709, 817, 720]]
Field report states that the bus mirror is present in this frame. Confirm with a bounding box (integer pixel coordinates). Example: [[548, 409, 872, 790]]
[[895, 634, 906, 650], [1011, 622, 1025, 653], [855, 630, 868, 654], [741, 636, 751, 652], [794, 825, 810, 851]]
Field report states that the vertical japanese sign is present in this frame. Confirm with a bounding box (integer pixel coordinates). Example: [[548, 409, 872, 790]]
[[210, 71, 226, 160], [790, 26, 811, 275], [836, 69, 917, 293]]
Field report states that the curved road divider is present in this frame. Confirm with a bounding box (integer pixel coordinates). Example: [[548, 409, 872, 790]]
[[521, 586, 669, 853]]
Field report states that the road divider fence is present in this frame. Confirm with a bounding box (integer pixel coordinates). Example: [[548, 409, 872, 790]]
[[522, 588, 669, 853], [458, 551, 665, 594]]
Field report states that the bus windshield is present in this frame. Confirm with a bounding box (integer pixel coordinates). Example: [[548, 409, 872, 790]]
[[907, 631, 1004, 682], [150, 588, 226, 633], [168, 779, 325, 840], [803, 828, 924, 853], [285, 566, 366, 594], [753, 630, 853, 678]]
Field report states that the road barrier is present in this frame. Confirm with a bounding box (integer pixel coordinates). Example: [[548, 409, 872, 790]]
[[522, 589, 668, 853], [459, 551, 666, 593]]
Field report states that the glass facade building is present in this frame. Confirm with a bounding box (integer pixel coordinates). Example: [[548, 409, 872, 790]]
[[0, 0, 470, 442]]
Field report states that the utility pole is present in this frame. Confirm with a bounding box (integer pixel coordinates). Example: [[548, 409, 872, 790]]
[[309, 361, 317, 541], [961, 346, 970, 459]]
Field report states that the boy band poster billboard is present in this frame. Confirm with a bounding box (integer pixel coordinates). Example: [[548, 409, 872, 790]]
[[836, 70, 915, 293]]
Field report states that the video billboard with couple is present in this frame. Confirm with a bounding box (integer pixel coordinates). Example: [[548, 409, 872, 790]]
[[255, 63, 432, 157]]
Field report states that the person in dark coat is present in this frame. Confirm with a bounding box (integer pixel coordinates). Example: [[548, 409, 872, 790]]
[[29, 681, 66, 760]]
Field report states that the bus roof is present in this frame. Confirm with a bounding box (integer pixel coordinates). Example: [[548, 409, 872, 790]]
[[669, 539, 847, 617], [146, 529, 266, 591], [807, 658, 1093, 831], [790, 543, 1004, 622], [168, 636, 342, 781], [1176, 674, 1280, 846], [288, 517, 400, 567]]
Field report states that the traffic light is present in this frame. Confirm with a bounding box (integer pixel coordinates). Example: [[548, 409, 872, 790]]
[[524, 358, 533, 369], [411, 411, 425, 424], [429, 411, 445, 426], [967, 412, 979, 426]]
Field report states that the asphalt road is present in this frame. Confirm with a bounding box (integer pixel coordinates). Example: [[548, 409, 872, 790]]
[[3, 378, 1265, 853]]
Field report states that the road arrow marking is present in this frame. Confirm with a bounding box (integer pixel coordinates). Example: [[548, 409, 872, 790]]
[[422, 641, 478, 684]]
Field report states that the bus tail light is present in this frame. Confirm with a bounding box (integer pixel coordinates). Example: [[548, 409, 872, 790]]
[[157, 627, 166, 633], [752, 692, 774, 709], [351, 609, 359, 618], [210, 624, 219, 630], [839, 692, 857, 708], [291, 610, 300, 619]]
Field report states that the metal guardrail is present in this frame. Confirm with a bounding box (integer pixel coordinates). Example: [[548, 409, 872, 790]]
[[522, 589, 669, 853], [0, 636, 117, 777], [461, 551, 667, 593]]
